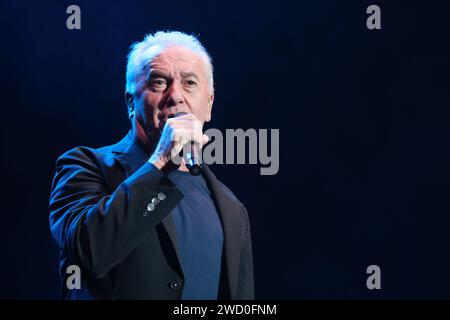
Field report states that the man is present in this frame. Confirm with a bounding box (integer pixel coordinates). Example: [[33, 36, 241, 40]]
[[49, 31, 254, 300]]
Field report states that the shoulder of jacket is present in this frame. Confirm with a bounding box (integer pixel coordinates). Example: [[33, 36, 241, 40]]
[[58, 141, 117, 159], [56, 143, 116, 169]]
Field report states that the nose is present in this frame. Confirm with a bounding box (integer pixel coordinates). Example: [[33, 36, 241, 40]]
[[166, 81, 184, 107]]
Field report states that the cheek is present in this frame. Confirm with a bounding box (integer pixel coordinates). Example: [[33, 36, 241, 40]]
[[191, 98, 209, 121], [141, 92, 160, 115], [133, 91, 159, 124]]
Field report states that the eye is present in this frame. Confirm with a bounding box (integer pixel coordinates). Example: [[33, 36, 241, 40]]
[[185, 79, 197, 88], [150, 78, 167, 90]]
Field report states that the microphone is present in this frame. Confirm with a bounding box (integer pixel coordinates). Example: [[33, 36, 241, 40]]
[[174, 112, 202, 176]]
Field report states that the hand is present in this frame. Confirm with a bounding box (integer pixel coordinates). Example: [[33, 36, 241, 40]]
[[148, 113, 209, 170]]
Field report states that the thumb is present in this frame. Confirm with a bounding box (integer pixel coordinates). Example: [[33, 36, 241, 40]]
[[202, 134, 210, 146]]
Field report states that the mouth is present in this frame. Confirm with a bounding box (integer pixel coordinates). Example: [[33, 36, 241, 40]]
[[158, 108, 186, 124], [156, 112, 173, 130], [158, 113, 171, 123]]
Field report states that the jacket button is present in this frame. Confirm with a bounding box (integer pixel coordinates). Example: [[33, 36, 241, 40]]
[[169, 280, 182, 291], [146, 203, 155, 212], [157, 192, 166, 201], [151, 197, 160, 205]]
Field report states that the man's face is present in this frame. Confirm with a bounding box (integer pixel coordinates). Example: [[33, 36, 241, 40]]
[[131, 46, 214, 137]]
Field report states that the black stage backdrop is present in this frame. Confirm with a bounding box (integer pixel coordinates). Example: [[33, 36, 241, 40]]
[[1, 0, 450, 299]]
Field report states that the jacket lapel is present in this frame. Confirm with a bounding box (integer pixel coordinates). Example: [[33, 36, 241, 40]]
[[201, 165, 243, 299]]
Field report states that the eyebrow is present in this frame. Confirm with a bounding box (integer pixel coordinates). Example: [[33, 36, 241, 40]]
[[147, 70, 200, 82], [180, 71, 199, 80], [148, 70, 170, 80]]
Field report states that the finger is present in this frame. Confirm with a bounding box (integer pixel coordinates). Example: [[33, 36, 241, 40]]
[[170, 141, 184, 165], [202, 134, 209, 146], [172, 130, 191, 146]]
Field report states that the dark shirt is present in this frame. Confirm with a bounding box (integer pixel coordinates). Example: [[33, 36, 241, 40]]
[[168, 169, 224, 300]]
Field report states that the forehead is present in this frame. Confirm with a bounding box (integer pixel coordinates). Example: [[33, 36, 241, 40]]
[[149, 46, 207, 77]]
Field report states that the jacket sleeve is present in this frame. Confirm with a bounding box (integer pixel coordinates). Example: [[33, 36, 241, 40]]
[[49, 147, 183, 278], [236, 205, 255, 299]]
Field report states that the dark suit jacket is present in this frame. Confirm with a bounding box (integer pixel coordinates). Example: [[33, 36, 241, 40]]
[[49, 131, 254, 299]]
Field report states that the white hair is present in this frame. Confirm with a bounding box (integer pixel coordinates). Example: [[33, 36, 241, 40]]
[[125, 31, 214, 95]]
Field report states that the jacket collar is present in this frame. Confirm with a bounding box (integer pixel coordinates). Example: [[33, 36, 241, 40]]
[[111, 130, 149, 176]]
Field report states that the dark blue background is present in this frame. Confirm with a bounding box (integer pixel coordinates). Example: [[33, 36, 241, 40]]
[[1, 0, 450, 299]]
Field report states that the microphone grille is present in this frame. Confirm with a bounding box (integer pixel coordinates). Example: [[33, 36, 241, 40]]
[[173, 111, 188, 118]]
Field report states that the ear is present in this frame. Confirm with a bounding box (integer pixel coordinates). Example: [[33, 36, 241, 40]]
[[125, 92, 134, 107], [125, 92, 135, 118], [205, 93, 214, 122]]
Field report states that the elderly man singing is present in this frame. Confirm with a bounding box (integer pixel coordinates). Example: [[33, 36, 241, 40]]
[[49, 31, 254, 300]]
